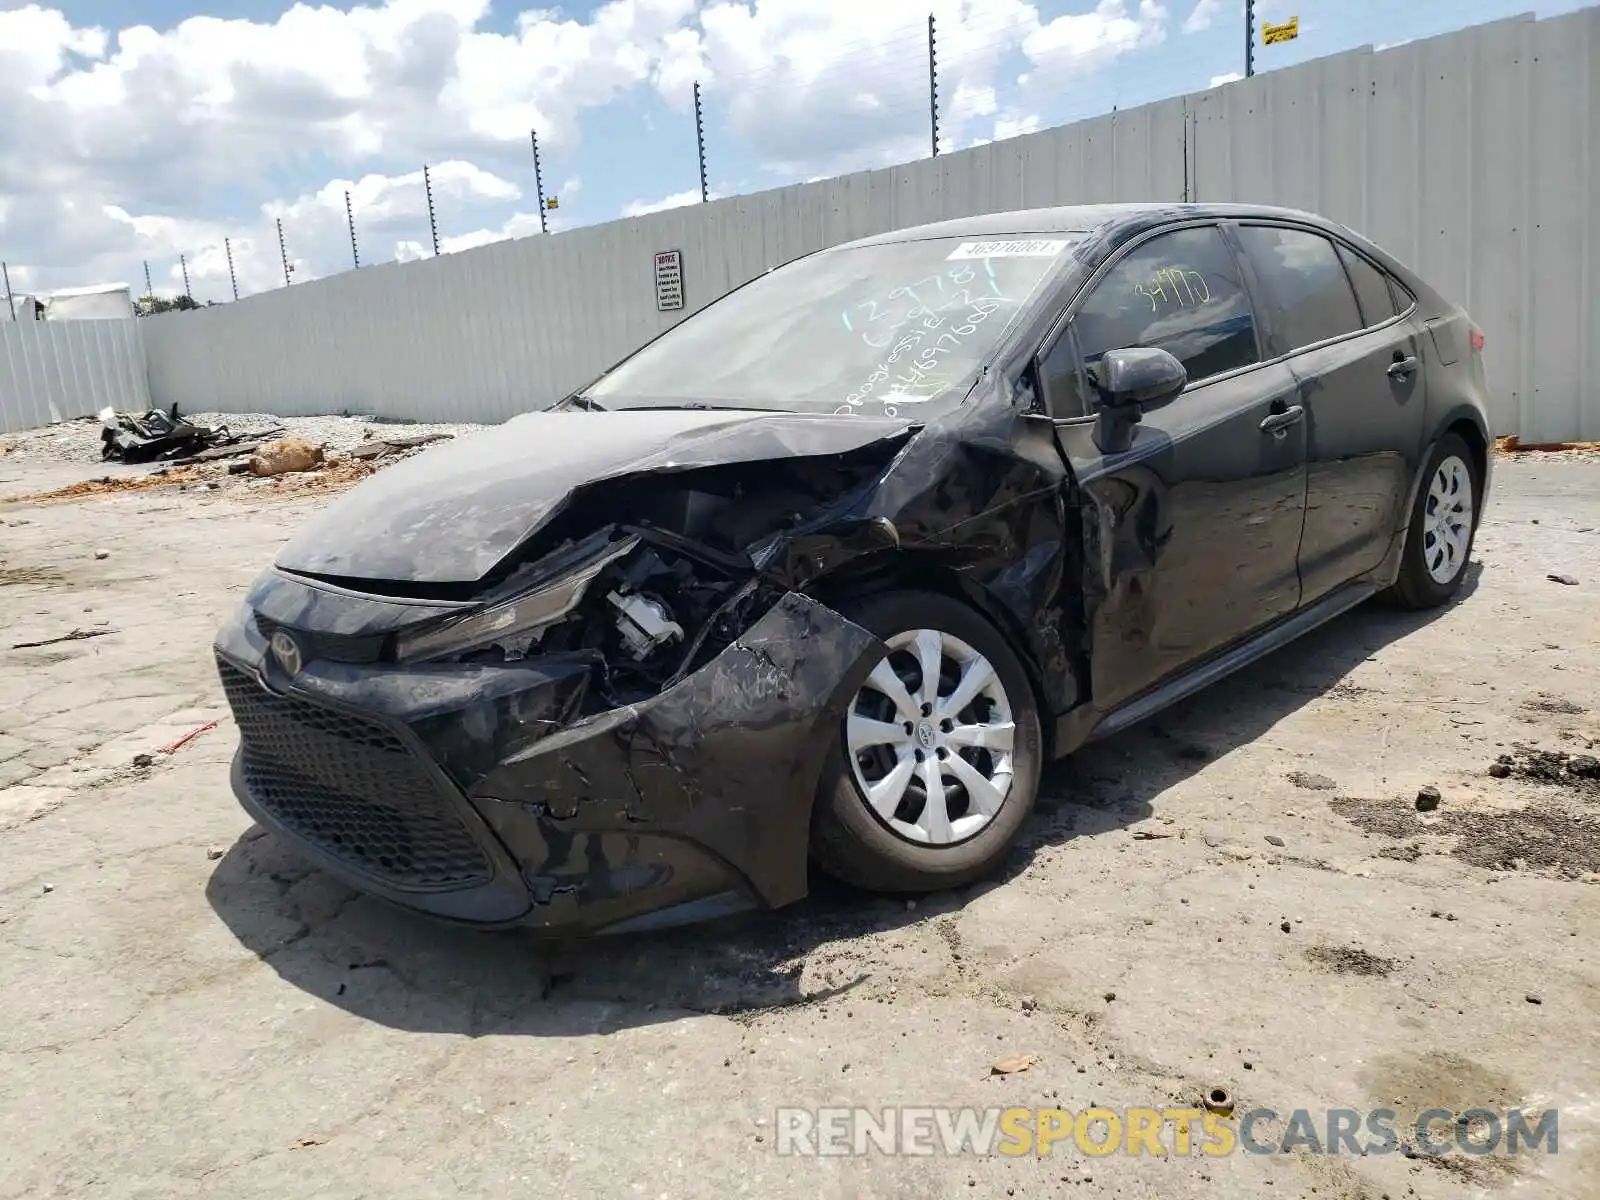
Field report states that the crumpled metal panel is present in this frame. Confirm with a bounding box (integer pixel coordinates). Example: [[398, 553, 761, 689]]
[[470, 590, 880, 910], [273, 408, 912, 585]]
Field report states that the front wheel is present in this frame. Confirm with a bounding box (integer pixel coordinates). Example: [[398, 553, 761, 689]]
[[1384, 432, 1479, 609], [811, 591, 1043, 892]]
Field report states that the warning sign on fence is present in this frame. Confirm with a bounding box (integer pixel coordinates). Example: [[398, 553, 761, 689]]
[[654, 250, 684, 312], [1262, 16, 1299, 45]]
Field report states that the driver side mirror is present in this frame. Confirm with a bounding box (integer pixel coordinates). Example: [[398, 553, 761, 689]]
[[1089, 346, 1187, 454]]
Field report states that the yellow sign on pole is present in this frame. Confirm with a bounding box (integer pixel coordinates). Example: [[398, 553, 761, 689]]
[[546, 196, 560, 210], [1262, 15, 1299, 45]]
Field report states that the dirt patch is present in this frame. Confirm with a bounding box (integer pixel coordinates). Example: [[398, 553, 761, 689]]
[[1305, 944, 1397, 977], [0, 565, 68, 587], [1362, 1049, 1523, 1124], [1490, 745, 1600, 796], [1286, 771, 1338, 791], [1521, 693, 1587, 717], [2, 467, 206, 505], [1326, 682, 1372, 700], [1330, 794, 1600, 877], [1328, 795, 1422, 840]]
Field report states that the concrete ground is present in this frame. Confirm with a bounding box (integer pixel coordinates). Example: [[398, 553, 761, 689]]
[[1, 442, 1597, 1200]]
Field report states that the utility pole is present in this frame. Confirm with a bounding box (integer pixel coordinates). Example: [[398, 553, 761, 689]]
[[1245, 0, 1256, 77], [2, 262, 14, 322], [143, 260, 153, 299], [277, 218, 291, 287], [423, 163, 440, 255], [179, 252, 191, 301], [224, 238, 239, 300], [694, 81, 708, 203], [928, 14, 940, 157], [345, 191, 360, 268], [530, 131, 548, 234]]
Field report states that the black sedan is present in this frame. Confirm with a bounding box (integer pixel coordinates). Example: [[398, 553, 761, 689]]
[[214, 202, 1493, 934]]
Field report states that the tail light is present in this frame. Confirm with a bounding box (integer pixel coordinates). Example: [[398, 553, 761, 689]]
[[1469, 326, 1486, 353]]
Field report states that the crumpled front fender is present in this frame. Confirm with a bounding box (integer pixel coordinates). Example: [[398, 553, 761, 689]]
[[470, 591, 881, 910]]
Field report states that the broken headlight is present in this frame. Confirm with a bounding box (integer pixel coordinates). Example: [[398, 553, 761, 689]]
[[396, 534, 639, 663]]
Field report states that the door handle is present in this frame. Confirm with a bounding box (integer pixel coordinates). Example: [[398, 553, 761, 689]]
[[1259, 404, 1305, 435], [1388, 355, 1420, 379]]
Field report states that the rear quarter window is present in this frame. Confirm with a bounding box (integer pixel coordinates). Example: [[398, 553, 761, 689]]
[[1237, 226, 1364, 353], [1336, 244, 1397, 327]]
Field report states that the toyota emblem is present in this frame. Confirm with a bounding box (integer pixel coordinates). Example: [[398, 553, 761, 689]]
[[269, 630, 303, 677]]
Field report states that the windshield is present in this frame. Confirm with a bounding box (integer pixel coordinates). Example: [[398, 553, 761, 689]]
[[582, 234, 1082, 417]]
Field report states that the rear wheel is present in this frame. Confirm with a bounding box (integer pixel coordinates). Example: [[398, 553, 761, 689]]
[[1385, 433, 1479, 609], [811, 591, 1043, 892]]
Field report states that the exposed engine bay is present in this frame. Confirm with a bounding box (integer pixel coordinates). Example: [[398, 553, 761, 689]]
[[414, 453, 892, 710]]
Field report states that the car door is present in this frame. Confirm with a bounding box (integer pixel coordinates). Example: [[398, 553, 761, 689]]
[[1036, 222, 1308, 713], [1234, 224, 1428, 603]]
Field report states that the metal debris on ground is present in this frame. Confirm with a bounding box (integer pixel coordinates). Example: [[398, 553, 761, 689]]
[[99, 405, 239, 464], [1201, 1086, 1234, 1114], [989, 1054, 1037, 1076], [161, 719, 220, 755], [10, 627, 117, 650], [347, 432, 453, 462]]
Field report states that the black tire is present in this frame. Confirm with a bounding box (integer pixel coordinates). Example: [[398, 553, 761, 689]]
[[1384, 432, 1480, 609], [811, 590, 1043, 892]]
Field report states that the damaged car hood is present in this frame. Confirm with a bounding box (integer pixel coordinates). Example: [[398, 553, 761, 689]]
[[274, 408, 914, 586]]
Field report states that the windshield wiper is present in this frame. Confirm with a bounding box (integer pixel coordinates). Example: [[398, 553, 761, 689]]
[[562, 394, 606, 411]]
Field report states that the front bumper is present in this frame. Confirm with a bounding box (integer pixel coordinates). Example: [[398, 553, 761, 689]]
[[214, 580, 878, 935]]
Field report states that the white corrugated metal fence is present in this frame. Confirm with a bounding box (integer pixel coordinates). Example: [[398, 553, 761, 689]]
[[0, 319, 150, 436], [91, 9, 1600, 440]]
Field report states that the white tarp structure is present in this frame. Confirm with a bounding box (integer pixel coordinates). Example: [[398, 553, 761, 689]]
[[9, 283, 135, 322]]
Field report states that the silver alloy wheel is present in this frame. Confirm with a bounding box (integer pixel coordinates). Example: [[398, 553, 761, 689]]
[[844, 628, 1016, 846], [1423, 454, 1475, 584]]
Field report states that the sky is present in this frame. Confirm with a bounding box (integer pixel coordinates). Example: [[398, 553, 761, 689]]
[[1, 0, 1590, 301]]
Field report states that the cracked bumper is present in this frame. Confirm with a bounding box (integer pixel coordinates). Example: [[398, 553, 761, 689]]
[[214, 588, 878, 935]]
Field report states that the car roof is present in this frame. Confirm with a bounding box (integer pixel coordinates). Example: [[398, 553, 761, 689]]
[[837, 203, 1341, 248]]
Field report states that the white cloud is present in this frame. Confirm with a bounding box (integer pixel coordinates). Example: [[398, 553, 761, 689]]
[[670, 0, 1166, 184], [1208, 70, 1243, 86], [98, 161, 529, 299], [1183, 0, 1224, 34], [994, 111, 1042, 141], [0, 0, 698, 291], [4, 0, 1184, 296], [1022, 1, 1168, 75], [621, 189, 703, 217]]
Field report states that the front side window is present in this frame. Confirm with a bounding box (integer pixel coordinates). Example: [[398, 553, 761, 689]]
[[1237, 226, 1364, 351], [1058, 226, 1260, 412], [582, 235, 1081, 418]]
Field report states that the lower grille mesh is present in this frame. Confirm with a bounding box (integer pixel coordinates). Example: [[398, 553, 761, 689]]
[[218, 659, 491, 891]]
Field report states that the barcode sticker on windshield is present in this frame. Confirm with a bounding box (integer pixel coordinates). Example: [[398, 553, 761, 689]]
[[947, 239, 1070, 260]]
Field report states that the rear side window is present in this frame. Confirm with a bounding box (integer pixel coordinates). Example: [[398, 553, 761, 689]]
[[1237, 226, 1363, 352], [1067, 225, 1259, 396], [1337, 244, 1397, 327]]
